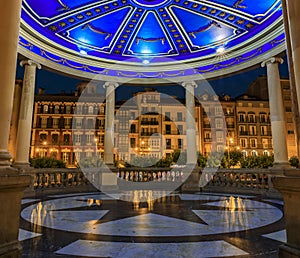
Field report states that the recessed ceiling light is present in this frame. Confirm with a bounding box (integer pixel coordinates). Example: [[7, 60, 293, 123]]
[[216, 46, 226, 54], [80, 50, 87, 55]]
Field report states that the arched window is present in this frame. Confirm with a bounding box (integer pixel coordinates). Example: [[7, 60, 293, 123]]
[[251, 150, 257, 156], [263, 150, 269, 156]]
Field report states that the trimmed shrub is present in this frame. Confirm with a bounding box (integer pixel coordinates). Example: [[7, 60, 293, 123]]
[[30, 157, 66, 168]]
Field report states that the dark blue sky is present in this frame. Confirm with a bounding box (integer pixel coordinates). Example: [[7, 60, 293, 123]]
[[15, 55, 290, 100]]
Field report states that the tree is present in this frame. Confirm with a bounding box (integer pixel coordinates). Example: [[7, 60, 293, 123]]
[[222, 150, 243, 168], [240, 155, 274, 168], [197, 153, 207, 168], [289, 156, 299, 167], [30, 157, 66, 168]]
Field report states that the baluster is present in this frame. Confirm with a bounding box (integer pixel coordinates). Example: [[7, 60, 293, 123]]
[[41, 173, 46, 188]]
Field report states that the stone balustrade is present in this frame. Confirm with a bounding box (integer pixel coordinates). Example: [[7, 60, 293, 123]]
[[204, 169, 270, 189], [22, 167, 283, 197], [117, 167, 184, 182], [23, 168, 97, 197]]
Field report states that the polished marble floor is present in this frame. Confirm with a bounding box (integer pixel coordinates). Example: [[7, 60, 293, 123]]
[[19, 191, 286, 257]]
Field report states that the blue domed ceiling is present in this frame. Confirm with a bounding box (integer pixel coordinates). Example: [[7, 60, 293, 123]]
[[19, 0, 285, 81]]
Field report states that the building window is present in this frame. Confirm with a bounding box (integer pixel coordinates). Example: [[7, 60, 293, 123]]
[[177, 125, 183, 134], [165, 124, 171, 134], [62, 152, 70, 164], [239, 125, 247, 135], [65, 118, 72, 129], [215, 118, 223, 129], [63, 134, 70, 145], [142, 107, 148, 114], [242, 150, 247, 157], [250, 139, 257, 148], [215, 106, 223, 116], [130, 138, 136, 148], [41, 117, 47, 128], [165, 112, 171, 121], [74, 134, 81, 144], [43, 105, 48, 113], [86, 134, 93, 144], [66, 105, 71, 114], [88, 106, 94, 114], [285, 106, 292, 112], [249, 125, 257, 136], [40, 133, 47, 143], [166, 139, 171, 149], [54, 105, 60, 114], [52, 118, 59, 128], [52, 134, 58, 144], [130, 112, 135, 120], [216, 131, 224, 143], [87, 119, 94, 129], [178, 139, 183, 149], [130, 124, 136, 133], [240, 138, 247, 148], [248, 113, 256, 123], [262, 138, 269, 149], [288, 130, 295, 134], [238, 112, 246, 122], [263, 150, 269, 156], [259, 113, 267, 123], [177, 112, 183, 121], [251, 150, 257, 156], [261, 126, 268, 136]]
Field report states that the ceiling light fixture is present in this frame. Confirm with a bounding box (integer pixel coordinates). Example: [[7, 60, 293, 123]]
[[79, 50, 88, 55], [216, 46, 226, 54]]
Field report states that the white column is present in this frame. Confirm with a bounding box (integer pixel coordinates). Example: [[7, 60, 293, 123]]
[[283, 0, 300, 117], [14, 60, 41, 166], [0, 0, 23, 168], [8, 80, 22, 159], [182, 81, 197, 166], [103, 82, 118, 165], [262, 57, 289, 168]]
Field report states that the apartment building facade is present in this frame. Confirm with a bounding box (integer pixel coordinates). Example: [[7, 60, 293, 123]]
[[26, 79, 297, 167]]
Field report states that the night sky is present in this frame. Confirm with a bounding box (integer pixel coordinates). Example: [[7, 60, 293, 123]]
[[15, 55, 290, 101]]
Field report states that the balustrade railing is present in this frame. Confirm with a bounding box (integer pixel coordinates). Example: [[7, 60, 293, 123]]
[[23, 167, 283, 197], [117, 168, 184, 183], [25, 168, 92, 192], [202, 169, 271, 191]]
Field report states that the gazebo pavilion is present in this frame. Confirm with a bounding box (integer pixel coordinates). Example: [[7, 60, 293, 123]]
[[1, 0, 300, 257]]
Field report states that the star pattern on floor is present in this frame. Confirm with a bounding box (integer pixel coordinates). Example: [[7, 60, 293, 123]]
[[19, 191, 286, 257]]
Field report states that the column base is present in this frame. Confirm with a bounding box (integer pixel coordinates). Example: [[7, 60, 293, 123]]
[[13, 162, 32, 171], [99, 165, 119, 193], [271, 162, 292, 170], [272, 175, 300, 256], [0, 170, 30, 258], [279, 244, 300, 258], [0, 240, 22, 258], [0, 150, 12, 168]]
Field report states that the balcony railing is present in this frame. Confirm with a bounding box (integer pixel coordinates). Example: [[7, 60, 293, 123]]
[[141, 121, 159, 125]]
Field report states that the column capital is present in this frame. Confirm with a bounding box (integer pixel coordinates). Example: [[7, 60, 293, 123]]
[[181, 81, 197, 89], [20, 59, 42, 69], [261, 57, 284, 67], [103, 81, 119, 89]]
